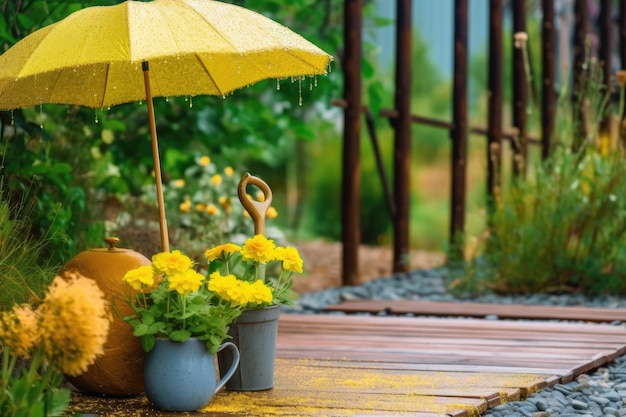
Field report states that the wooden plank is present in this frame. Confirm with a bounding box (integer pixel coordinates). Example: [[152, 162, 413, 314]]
[[70, 314, 626, 417], [323, 299, 626, 323]]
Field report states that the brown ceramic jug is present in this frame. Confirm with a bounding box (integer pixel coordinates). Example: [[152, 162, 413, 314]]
[[60, 237, 150, 396]]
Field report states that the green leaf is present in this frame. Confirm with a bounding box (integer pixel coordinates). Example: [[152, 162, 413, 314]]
[[169, 329, 191, 342], [141, 335, 155, 352]]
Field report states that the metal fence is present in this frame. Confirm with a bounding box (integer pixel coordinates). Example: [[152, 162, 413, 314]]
[[338, 0, 620, 285]]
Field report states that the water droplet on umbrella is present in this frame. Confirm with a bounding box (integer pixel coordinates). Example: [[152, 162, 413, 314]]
[[10, 110, 14, 126], [298, 78, 302, 106], [73, 68, 77, 73], [276, 79, 281, 91], [107, 106, 111, 111], [189, 97, 193, 108], [166, 97, 169, 102], [14, 77, 18, 82], [95, 112, 99, 123]]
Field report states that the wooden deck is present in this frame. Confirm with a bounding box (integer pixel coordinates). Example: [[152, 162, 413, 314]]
[[70, 304, 626, 417]]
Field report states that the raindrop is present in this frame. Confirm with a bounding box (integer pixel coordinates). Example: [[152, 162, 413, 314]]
[[189, 97, 193, 108], [276, 79, 281, 91], [298, 78, 302, 106], [73, 68, 77, 73], [222, 95, 226, 100], [14, 77, 18, 82], [10, 110, 14, 126], [314, 75, 318, 87], [327, 63, 332, 73], [166, 97, 169, 102], [139, 100, 143, 105], [107, 106, 111, 111], [94, 111, 99, 124]]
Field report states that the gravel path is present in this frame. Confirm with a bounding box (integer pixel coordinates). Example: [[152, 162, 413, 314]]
[[283, 266, 626, 416]]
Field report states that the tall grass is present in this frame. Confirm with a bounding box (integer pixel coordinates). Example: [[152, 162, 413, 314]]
[[0, 191, 58, 308], [455, 43, 626, 296]]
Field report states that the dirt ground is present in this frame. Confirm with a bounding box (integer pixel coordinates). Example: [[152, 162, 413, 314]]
[[291, 240, 446, 294]]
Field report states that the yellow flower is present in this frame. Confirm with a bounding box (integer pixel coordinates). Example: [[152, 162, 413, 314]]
[[243, 210, 250, 218], [195, 202, 206, 212], [38, 273, 110, 376], [168, 269, 205, 295], [205, 203, 219, 215], [211, 174, 222, 186], [152, 250, 193, 276], [0, 304, 39, 358], [224, 166, 234, 176], [173, 179, 185, 188], [205, 243, 242, 262], [247, 280, 273, 305], [218, 196, 232, 213], [208, 272, 247, 306], [241, 235, 277, 264], [266, 206, 278, 219], [122, 265, 155, 291], [256, 191, 265, 202], [179, 198, 191, 213], [276, 246, 304, 273], [199, 155, 211, 166]]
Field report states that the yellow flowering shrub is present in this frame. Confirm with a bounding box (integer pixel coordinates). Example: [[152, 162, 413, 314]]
[[206, 235, 304, 307], [152, 156, 284, 263], [121, 249, 254, 353], [0, 273, 110, 416]]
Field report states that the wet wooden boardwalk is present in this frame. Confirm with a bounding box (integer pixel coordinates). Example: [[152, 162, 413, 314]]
[[71, 302, 626, 417]]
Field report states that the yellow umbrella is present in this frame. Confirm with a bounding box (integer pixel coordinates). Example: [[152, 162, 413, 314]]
[[0, 0, 332, 252]]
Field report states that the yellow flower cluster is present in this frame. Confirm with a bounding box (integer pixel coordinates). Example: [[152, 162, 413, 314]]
[[241, 234, 277, 264], [0, 304, 38, 358], [208, 272, 272, 307], [276, 246, 304, 274], [38, 273, 110, 376], [122, 265, 155, 291], [153, 250, 193, 276], [123, 251, 205, 296]]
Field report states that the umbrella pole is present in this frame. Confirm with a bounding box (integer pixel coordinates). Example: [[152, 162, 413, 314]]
[[142, 61, 170, 253]]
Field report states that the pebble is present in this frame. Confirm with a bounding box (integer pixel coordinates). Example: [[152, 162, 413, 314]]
[[282, 266, 626, 416]]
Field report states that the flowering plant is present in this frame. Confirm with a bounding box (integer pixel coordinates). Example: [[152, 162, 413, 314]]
[[0, 273, 110, 416], [121, 249, 273, 354], [205, 234, 304, 307]]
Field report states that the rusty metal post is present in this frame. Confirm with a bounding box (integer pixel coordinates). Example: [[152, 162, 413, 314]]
[[341, 0, 362, 286], [599, 0, 612, 146], [542, 0, 556, 160], [487, 0, 503, 216], [392, 0, 412, 273], [572, 0, 590, 150], [621, 0, 626, 71], [450, 0, 468, 259], [512, 0, 528, 178]]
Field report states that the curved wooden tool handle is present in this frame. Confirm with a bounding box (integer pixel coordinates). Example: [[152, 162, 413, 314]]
[[238, 173, 273, 236]]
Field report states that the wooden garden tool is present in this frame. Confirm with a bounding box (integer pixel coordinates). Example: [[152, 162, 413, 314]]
[[238, 173, 273, 236]]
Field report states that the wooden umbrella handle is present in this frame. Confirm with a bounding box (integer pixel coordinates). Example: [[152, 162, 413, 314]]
[[238, 173, 273, 236]]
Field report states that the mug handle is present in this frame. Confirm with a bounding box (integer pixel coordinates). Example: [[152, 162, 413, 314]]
[[214, 342, 240, 394]]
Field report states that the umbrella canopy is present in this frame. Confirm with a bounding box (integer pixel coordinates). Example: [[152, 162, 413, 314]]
[[0, 0, 332, 108], [0, 0, 332, 251]]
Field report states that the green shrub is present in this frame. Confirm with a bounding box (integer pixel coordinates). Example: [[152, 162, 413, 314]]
[[456, 49, 626, 295]]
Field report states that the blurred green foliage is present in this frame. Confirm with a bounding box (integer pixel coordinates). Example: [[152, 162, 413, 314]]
[[0, 0, 361, 263]]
